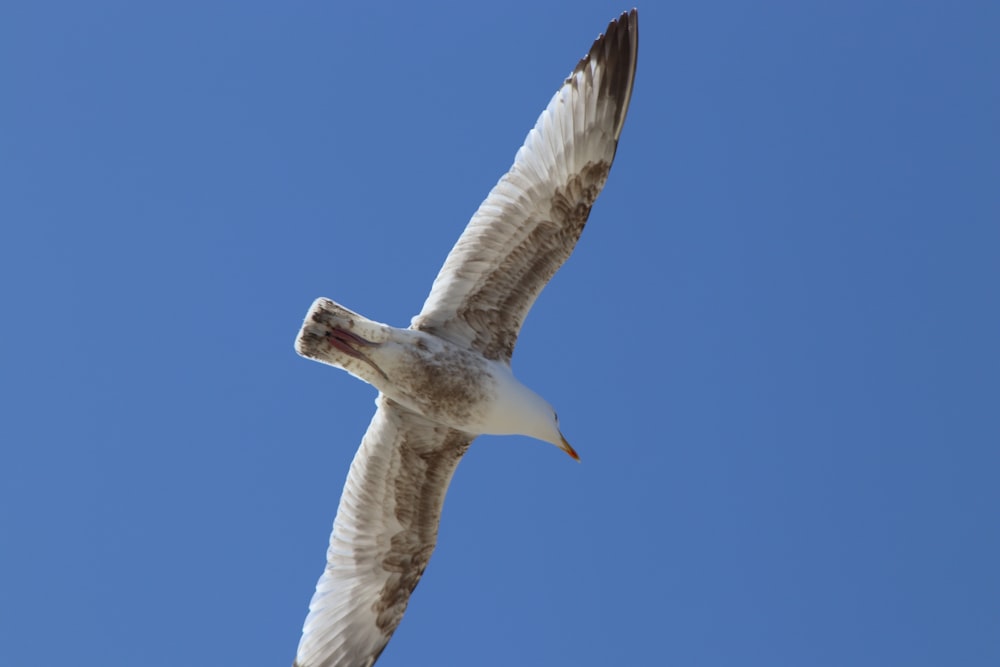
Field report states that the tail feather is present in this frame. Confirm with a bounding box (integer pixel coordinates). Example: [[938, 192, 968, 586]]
[[295, 299, 391, 379]]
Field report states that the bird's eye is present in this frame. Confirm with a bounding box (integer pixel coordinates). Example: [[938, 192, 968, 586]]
[[554, 412, 560, 424]]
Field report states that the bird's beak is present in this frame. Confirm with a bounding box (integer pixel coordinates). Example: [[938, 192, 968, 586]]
[[558, 432, 580, 462]]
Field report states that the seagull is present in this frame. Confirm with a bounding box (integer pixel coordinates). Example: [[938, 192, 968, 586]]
[[292, 10, 638, 667]]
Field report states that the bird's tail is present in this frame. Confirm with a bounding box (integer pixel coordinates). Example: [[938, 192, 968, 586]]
[[295, 298, 392, 381]]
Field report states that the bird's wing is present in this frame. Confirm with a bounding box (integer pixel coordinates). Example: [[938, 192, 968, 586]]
[[294, 396, 473, 667], [411, 10, 638, 362]]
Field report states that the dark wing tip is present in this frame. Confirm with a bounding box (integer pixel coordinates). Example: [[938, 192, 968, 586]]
[[570, 9, 639, 142]]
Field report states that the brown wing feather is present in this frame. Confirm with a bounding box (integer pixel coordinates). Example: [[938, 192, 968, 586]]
[[412, 10, 639, 362], [294, 397, 473, 667]]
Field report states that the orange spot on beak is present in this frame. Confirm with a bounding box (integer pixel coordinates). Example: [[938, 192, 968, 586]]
[[559, 433, 580, 462]]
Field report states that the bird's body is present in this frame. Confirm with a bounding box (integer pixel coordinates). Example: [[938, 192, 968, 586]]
[[297, 299, 566, 445], [292, 10, 638, 667]]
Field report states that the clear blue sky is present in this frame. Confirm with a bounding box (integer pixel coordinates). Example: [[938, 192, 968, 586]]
[[2, 2, 998, 666]]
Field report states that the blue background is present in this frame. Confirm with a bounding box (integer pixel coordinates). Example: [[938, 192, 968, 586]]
[[2, 2, 998, 665]]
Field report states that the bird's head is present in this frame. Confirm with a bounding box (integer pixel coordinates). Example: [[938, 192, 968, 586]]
[[534, 408, 580, 462]]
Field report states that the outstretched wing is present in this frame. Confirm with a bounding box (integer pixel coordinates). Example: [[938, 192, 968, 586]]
[[411, 10, 638, 362], [294, 396, 473, 667]]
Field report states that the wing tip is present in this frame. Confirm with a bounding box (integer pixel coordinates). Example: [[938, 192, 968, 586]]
[[571, 9, 639, 142]]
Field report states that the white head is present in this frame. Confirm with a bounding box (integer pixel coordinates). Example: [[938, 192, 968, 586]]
[[485, 370, 579, 461], [533, 407, 579, 461]]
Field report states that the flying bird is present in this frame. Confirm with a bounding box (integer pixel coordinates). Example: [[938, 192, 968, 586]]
[[292, 10, 638, 667]]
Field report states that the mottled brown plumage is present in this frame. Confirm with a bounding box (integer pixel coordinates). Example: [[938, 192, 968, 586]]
[[293, 10, 638, 667], [411, 15, 638, 362], [436, 160, 612, 361]]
